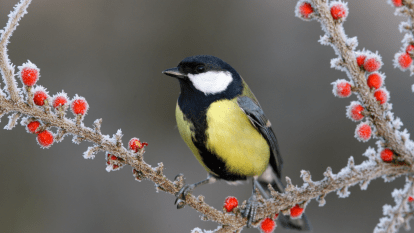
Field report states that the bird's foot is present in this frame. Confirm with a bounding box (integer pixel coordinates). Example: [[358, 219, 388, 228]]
[[174, 183, 196, 209], [242, 194, 258, 227]]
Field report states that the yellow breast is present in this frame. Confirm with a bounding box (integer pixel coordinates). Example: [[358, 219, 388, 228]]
[[205, 99, 270, 177]]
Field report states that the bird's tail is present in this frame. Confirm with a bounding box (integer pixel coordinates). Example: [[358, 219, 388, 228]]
[[257, 167, 312, 231]]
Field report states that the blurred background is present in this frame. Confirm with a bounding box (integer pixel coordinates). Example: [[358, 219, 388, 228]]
[[0, 0, 413, 232]]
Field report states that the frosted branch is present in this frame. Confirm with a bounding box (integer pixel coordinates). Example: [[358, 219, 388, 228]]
[[0, 0, 32, 102], [375, 177, 414, 233], [2, 0, 414, 232]]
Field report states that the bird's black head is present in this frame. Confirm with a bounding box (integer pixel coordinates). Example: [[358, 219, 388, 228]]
[[163, 55, 242, 95]]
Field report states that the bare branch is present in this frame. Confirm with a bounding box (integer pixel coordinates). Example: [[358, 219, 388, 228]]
[[375, 177, 414, 233], [0, 0, 32, 102]]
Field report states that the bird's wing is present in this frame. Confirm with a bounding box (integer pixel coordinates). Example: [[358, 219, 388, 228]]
[[237, 96, 283, 178]]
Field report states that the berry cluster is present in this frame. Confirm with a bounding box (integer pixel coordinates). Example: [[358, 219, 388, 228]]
[[388, 1, 414, 73], [17, 61, 149, 174], [106, 153, 125, 171], [129, 137, 148, 154], [221, 196, 305, 233], [17, 61, 91, 148], [296, 1, 348, 22], [297, 1, 406, 167], [339, 49, 390, 143]]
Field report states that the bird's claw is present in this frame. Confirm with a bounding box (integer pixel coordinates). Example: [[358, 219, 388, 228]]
[[174, 184, 195, 209], [242, 194, 258, 228], [174, 173, 184, 181]]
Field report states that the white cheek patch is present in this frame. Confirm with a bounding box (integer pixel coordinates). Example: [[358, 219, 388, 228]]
[[188, 71, 233, 95]]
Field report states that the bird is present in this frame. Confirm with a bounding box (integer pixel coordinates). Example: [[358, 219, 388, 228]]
[[162, 55, 310, 230]]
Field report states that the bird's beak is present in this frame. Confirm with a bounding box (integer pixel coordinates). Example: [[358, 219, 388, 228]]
[[162, 67, 187, 79]]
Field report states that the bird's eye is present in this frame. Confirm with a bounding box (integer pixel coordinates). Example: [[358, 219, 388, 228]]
[[196, 65, 205, 73]]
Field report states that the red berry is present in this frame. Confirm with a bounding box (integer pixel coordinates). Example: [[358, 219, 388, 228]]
[[53, 95, 68, 109], [37, 130, 54, 148], [260, 218, 276, 233], [391, 0, 403, 7], [347, 102, 364, 121], [298, 2, 314, 19], [129, 138, 148, 152], [19, 61, 39, 86], [366, 73, 383, 90], [110, 155, 117, 160], [355, 123, 371, 142], [33, 90, 48, 106], [27, 121, 40, 134], [374, 89, 388, 104], [21, 68, 38, 86], [223, 196, 238, 212], [380, 149, 394, 163], [106, 161, 110, 165], [71, 96, 88, 115], [406, 44, 414, 54], [356, 54, 366, 67], [113, 164, 119, 169], [290, 204, 304, 218], [364, 56, 382, 72], [332, 80, 352, 98], [330, 3, 347, 20], [398, 53, 412, 70], [408, 196, 414, 202], [274, 213, 279, 219]]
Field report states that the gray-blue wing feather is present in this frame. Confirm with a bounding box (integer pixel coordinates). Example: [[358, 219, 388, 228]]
[[237, 96, 283, 178]]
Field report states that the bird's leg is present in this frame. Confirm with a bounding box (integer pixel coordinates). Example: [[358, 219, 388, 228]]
[[243, 176, 260, 227], [175, 174, 215, 209]]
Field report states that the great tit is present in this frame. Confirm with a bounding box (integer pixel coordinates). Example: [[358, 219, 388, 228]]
[[163, 55, 310, 230]]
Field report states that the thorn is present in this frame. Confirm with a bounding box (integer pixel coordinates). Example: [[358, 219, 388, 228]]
[[285, 176, 294, 192], [317, 194, 326, 206], [300, 170, 315, 188], [155, 162, 164, 176], [324, 167, 335, 181], [93, 118, 102, 134], [197, 195, 205, 203]]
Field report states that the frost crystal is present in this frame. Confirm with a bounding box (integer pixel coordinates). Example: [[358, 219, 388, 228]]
[[83, 146, 100, 159], [399, 21, 411, 34], [318, 35, 332, 46]]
